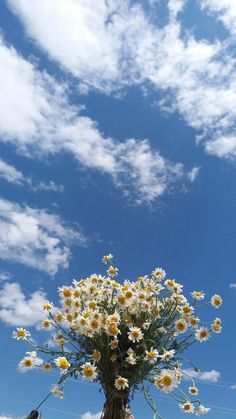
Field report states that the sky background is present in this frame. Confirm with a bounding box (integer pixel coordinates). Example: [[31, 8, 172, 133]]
[[0, 0, 236, 418]]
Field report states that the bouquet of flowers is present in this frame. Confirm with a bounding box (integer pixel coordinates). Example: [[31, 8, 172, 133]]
[[14, 254, 222, 418]]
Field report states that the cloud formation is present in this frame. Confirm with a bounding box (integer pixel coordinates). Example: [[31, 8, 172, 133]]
[[184, 368, 221, 382], [0, 282, 46, 326], [0, 198, 86, 275], [0, 158, 24, 184], [7, 0, 236, 160], [0, 35, 189, 203]]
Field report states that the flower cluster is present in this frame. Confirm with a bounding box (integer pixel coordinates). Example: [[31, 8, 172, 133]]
[[13, 255, 222, 417]]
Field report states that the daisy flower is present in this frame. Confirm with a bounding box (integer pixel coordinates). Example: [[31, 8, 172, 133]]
[[19, 357, 35, 371], [145, 347, 159, 363], [115, 376, 129, 390], [92, 350, 101, 362], [82, 362, 98, 381], [196, 405, 210, 416], [191, 291, 205, 300], [180, 402, 195, 414], [159, 349, 175, 362], [152, 267, 166, 281], [195, 328, 210, 342], [175, 319, 188, 333], [211, 295, 223, 308], [107, 266, 118, 277], [41, 319, 52, 330], [12, 328, 31, 340], [51, 385, 63, 398], [55, 357, 70, 372], [155, 369, 178, 393], [102, 254, 113, 264], [128, 327, 144, 343], [188, 386, 199, 395], [43, 301, 53, 312], [42, 363, 53, 372]]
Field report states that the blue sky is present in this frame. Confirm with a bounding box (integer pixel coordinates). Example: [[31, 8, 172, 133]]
[[0, 0, 236, 418]]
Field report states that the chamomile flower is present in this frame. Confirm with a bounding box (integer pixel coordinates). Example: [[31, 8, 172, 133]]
[[175, 319, 188, 333], [211, 295, 223, 308], [42, 363, 53, 372], [102, 254, 113, 264], [152, 267, 166, 281], [92, 350, 101, 362], [155, 369, 178, 393], [145, 347, 159, 363], [188, 386, 198, 395], [55, 357, 70, 372], [195, 328, 210, 342], [159, 349, 175, 362], [191, 291, 205, 300], [196, 405, 210, 415], [41, 319, 52, 330], [115, 376, 129, 390], [126, 348, 137, 365], [180, 402, 194, 414], [19, 356, 35, 371], [107, 266, 119, 277], [43, 301, 53, 311], [12, 328, 31, 340], [82, 363, 98, 381], [51, 385, 63, 398], [128, 327, 144, 343]]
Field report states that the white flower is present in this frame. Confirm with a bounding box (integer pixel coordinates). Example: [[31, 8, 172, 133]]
[[195, 328, 210, 342], [211, 295, 222, 308], [55, 357, 70, 372], [51, 385, 63, 398], [196, 405, 210, 416], [115, 376, 129, 390], [155, 369, 178, 393], [128, 327, 144, 343], [81, 362, 98, 381], [12, 328, 31, 340], [19, 356, 35, 371], [180, 402, 195, 414], [159, 349, 175, 362], [126, 348, 137, 365], [191, 291, 205, 300], [102, 254, 113, 264], [152, 267, 166, 281], [145, 347, 159, 363]]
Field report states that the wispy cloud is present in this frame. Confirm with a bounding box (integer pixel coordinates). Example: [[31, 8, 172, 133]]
[[230, 283, 236, 289], [184, 368, 221, 383], [0, 35, 190, 203], [0, 158, 24, 184], [0, 272, 12, 281], [0, 198, 86, 275], [7, 0, 236, 161], [200, 0, 236, 35], [0, 282, 46, 326]]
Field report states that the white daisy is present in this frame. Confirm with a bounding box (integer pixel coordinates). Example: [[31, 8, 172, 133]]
[[180, 402, 195, 414], [128, 327, 144, 343], [115, 376, 129, 390], [155, 369, 178, 393]]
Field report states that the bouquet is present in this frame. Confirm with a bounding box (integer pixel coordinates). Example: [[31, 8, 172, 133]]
[[14, 254, 222, 418]]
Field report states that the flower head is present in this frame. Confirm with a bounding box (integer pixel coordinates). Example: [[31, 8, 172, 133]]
[[82, 363, 97, 381], [13, 328, 31, 340], [211, 295, 222, 308], [115, 376, 129, 390], [128, 327, 144, 343], [55, 357, 70, 372], [180, 402, 194, 414], [155, 369, 178, 393]]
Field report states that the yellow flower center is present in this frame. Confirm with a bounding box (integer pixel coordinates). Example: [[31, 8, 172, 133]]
[[162, 375, 172, 386]]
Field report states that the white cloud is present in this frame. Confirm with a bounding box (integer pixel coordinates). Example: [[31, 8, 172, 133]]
[[0, 282, 46, 326], [7, 0, 145, 94], [184, 368, 221, 382], [31, 180, 64, 193], [0, 35, 189, 203], [230, 384, 236, 389], [230, 283, 236, 289], [81, 413, 102, 419], [0, 158, 24, 184], [0, 272, 12, 281], [7, 0, 236, 161], [187, 166, 201, 183], [200, 0, 236, 35], [0, 198, 86, 275]]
